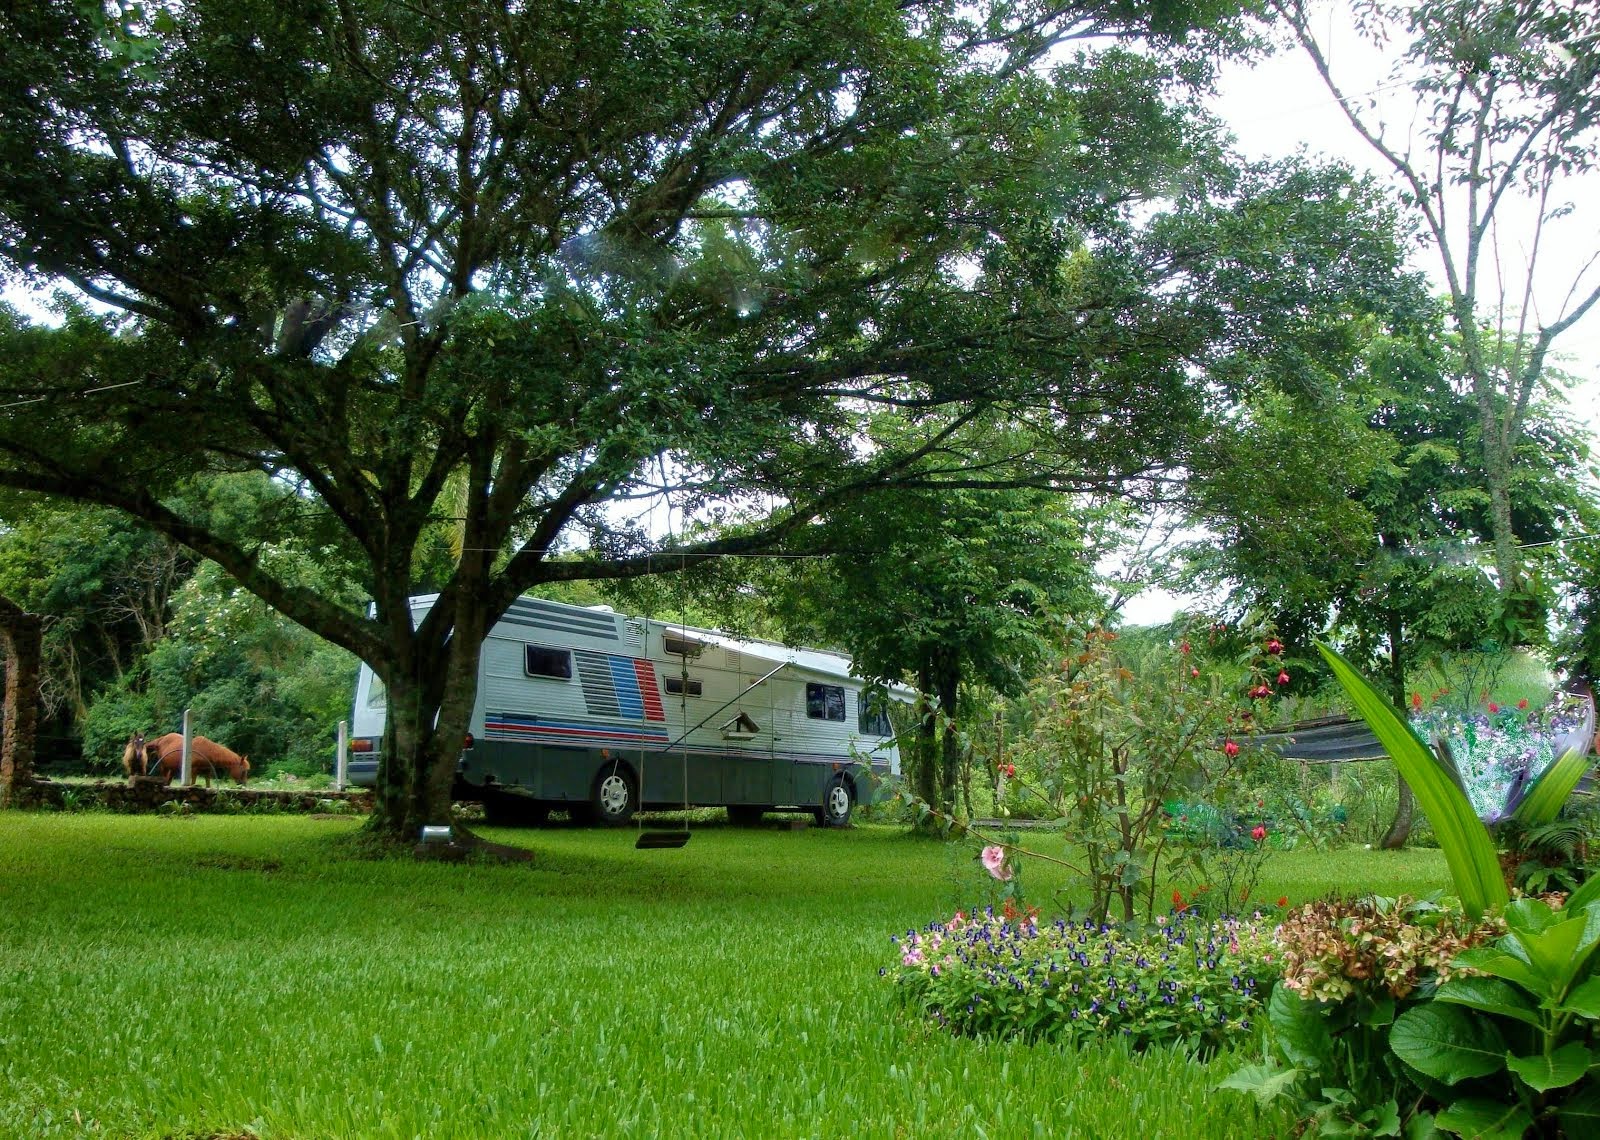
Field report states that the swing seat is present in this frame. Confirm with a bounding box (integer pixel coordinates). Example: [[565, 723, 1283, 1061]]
[[635, 830, 692, 849]]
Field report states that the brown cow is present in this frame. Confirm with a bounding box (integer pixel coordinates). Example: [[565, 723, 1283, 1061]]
[[148, 733, 251, 786]]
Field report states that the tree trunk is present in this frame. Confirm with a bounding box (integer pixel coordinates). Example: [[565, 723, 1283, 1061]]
[[933, 651, 961, 819], [0, 601, 42, 807], [1380, 604, 1414, 850]]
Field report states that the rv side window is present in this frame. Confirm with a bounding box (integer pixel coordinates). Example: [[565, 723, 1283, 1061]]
[[524, 644, 573, 679], [663, 676, 703, 697], [366, 674, 387, 709], [663, 634, 706, 658], [806, 683, 846, 721], [858, 696, 891, 737]]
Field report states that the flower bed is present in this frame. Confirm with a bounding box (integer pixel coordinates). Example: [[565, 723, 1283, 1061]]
[[884, 906, 1279, 1051]]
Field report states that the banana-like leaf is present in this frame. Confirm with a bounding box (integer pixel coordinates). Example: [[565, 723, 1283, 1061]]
[[1317, 642, 1509, 919], [1511, 748, 1591, 827]]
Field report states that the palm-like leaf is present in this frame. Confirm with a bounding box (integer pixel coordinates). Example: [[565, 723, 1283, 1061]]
[[1318, 642, 1508, 919]]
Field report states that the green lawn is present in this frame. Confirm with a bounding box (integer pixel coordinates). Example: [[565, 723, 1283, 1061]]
[[0, 813, 1449, 1138]]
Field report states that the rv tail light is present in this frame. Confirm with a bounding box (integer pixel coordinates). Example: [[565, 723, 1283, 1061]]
[[350, 738, 376, 753], [463, 733, 475, 749]]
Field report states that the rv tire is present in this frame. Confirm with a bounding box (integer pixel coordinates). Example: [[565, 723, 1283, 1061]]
[[817, 774, 854, 828], [590, 764, 638, 826]]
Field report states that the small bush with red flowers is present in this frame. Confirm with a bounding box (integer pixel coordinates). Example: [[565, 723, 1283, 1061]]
[[884, 906, 1279, 1052]]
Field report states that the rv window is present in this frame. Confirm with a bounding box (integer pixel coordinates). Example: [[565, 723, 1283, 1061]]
[[524, 644, 573, 679], [366, 674, 387, 709], [858, 696, 891, 737], [663, 634, 706, 658], [663, 676, 703, 697], [806, 683, 846, 721]]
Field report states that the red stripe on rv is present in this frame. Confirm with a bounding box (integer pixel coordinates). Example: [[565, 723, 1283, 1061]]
[[634, 659, 666, 721]]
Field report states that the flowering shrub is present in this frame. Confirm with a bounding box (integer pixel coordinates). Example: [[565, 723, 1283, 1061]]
[[1223, 896, 1508, 1136], [885, 907, 1278, 1051], [1273, 895, 1505, 1003]]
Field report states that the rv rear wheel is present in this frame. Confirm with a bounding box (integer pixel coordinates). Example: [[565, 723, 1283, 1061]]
[[816, 775, 854, 828], [590, 764, 638, 826]]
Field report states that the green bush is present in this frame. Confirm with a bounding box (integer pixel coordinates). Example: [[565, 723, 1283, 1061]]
[[886, 906, 1278, 1051]]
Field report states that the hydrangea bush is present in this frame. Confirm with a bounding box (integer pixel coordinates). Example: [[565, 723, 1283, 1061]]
[[885, 907, 1279, 1051]]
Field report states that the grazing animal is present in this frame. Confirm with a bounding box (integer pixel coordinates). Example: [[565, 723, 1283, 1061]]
[[121, 732, 149, 779], [149, 733, 251, 786]]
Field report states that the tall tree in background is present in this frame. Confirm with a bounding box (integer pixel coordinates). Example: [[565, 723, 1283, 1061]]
[[1182, 321, 1592, 844], [1271, 0, 1600, 617]]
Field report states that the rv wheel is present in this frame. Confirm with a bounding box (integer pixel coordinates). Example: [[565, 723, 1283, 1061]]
[[590, 764, 638, 826], [817, 775, 854, 828]]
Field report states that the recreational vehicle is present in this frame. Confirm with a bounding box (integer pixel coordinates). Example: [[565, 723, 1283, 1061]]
[[347, 595, 905, 826]]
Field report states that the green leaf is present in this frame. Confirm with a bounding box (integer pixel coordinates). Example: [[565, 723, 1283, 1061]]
[[1511, 747, 1591, 826], [1567, 877, 1600, 914], [1268, 983, 1333, 1068], [1433, 1098, 1535, 1139], [1317, 643, 1508, 919], [1451, 948, 1543, 993], [1390, 1004, 1507, 1084], [1433, 976, 1541, 1027], [1215, 1062, 1303, 1105], [1513, 914, 1594, 995], [1505, 1041, 1591, 1091], [1557, 976, 1600, 1018], [1557, 1084, 1600, 1134]]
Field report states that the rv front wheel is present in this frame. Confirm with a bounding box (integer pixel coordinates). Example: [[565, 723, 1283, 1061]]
[[591, 765, 638, 826], [817, 775, 854, 828]]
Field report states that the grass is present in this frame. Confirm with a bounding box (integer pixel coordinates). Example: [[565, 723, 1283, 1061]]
[[0, 814, 1451, 1139]]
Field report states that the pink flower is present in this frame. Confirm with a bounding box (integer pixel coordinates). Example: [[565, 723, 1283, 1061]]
[[1277, 671, 1290, 686], [1191, 667, 1200, 678], [1180, 640, 1191, 655], [1488, 702, 1500, 714], [1267, 639, 1283, 655], [1223, 740, 1240, 758], [1517, 699, 1529, 710], [980, 845, 1012, 882], [1251, 825, 1267, 842]]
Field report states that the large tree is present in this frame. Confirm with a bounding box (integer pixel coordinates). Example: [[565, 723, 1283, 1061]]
[[1270, 0, 1600, 616], [0, 1, 1410, 839]]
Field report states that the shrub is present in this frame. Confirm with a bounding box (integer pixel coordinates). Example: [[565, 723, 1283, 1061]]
[[1222, 895, 1506, 1135], [885, 906, 1278, 1052]]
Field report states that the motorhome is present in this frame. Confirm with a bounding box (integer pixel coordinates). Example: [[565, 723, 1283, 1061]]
[[348, 595, 905, 826]]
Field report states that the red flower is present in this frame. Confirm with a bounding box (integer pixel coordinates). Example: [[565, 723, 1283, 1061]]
[[1488, 702, 1500, 713], [1223, 740, 1240, 758], [1180, 640, 1191, 655], [1251, 825, 1267, 842], [1277, 896, 1288, 908], [1517, 699, 1529, 710], [1267, 639, 1283, 655], [1171, 889, 1188, 913], [1190, 667, 1200, 678], [1277, 671, 1290, 686], [1411, 692, 1423, 711]]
